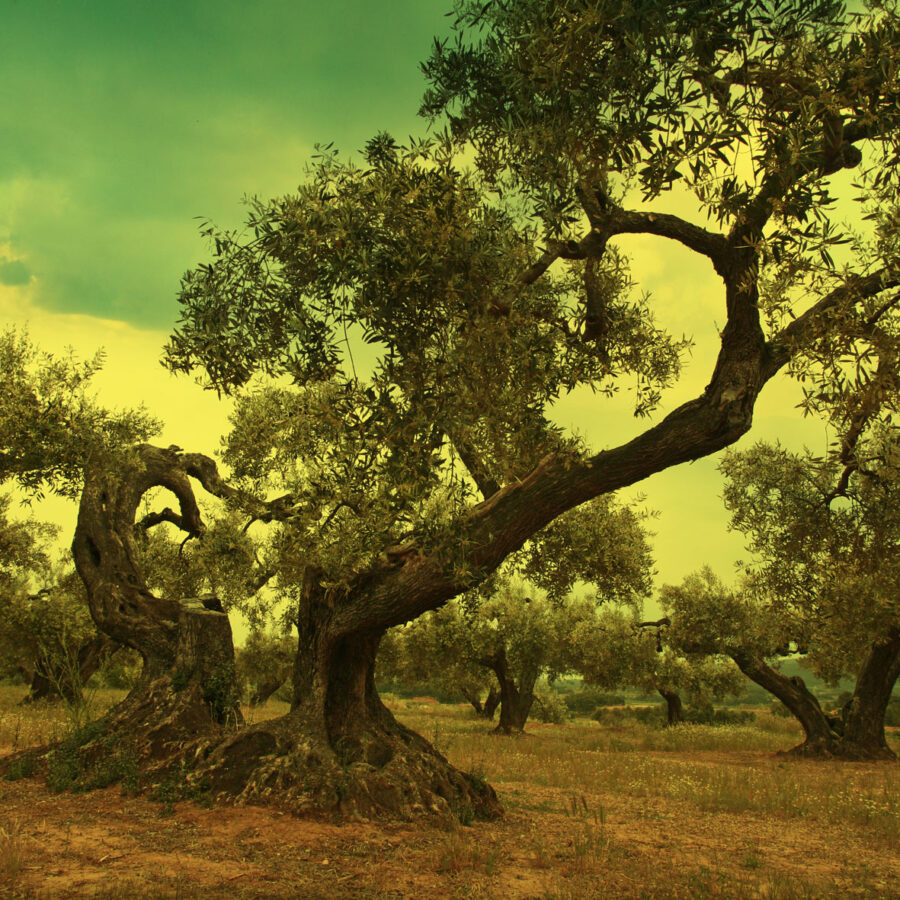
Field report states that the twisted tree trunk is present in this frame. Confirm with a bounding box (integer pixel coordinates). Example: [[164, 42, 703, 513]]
[[731, 643, 899, 760], [731, 650, 841, 755], [194, 573, 500, 820], [482, 685, 501, 720]]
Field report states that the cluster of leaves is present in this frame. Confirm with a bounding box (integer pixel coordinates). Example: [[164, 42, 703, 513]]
[[0, 493, 98, 689], [234, 627, 295, 703], [135, 506, 268, 622], [715, 430, 900, 683], [0, 328, 159, 499], [381, 580, 584, 701], [424, 0, 900, 229], [568, 602, 744, 706]]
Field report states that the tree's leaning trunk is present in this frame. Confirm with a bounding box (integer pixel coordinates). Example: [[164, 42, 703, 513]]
[[460, 686, 486, 717], [249, 675, 288, 707], [840, 629, 900, 760], [658, 689, 683, 726], [731, 650, 840, 755], [23, 635, 120, 705], [461, 685, 500, 719]]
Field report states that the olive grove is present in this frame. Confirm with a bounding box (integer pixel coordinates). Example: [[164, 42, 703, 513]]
[[7, 0, 900, 819]]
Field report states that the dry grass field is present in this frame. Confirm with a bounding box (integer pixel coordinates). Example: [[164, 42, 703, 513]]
[[1, 685, 898, 899]]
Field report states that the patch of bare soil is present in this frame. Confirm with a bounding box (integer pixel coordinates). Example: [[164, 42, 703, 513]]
[[1, 751, 898, 899]]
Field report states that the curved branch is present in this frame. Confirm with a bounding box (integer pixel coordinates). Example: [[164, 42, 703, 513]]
[[764, 268, 900, 378]]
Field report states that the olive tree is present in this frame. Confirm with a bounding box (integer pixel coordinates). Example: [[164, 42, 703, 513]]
[[672, 434, 900, 759], [568, 606, 743, 726], [0, 329, 155, 704], [55, 1, 900, 817]]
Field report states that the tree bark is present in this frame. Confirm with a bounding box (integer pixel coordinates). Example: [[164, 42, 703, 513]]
[[35, 446, 244, 786], [731, 650, 841, 755], [461, 685, 500, 719], [23, 635, 120, 705], [482, 649, 536, 735], [190, 572, 501, 820], [482, 685, 500, 720], [732, 633, 900, 760], [658, 689, 684, 726], [840, 629, 900, 760]]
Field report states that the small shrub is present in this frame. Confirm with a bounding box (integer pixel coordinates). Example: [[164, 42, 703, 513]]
[[770, 700, 794, 718], [593, 705, 666, 726], [0, 820, 25, 883], [3, 755, 36, 782], [533, 691, 569, 724], [685, 705, 756, 726], [563, 688, 625, 716]]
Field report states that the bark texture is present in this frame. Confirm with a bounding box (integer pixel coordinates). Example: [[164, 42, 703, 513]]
[[839, 630, 900, 759], [732, 645, 898, 760], [193, 622, 499, 821], [659, 689, 684, 727], [61, 454, 500, 821], [480, 649, 537, 735]]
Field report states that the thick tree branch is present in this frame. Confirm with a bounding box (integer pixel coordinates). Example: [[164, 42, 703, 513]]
[[137, 507, 189, 532], [764, 268, 900, 378], [576, 184, 731, 271]]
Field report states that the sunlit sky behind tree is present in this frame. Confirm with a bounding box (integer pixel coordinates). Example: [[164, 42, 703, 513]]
[[1, 0, 834, 624]]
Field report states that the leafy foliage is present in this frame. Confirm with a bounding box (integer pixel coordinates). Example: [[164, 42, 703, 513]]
[[718, 432, 900, 683], [568, 601, 744, 708], [0, 328, 159, 499]]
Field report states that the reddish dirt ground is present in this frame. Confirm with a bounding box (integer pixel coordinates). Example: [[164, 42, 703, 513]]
[[2, 751, 899, 900]]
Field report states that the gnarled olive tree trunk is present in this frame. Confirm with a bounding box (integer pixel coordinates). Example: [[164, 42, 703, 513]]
[[194, 571, 500, 820], [732, 642, 899, 760], [13, 445, 243, 790], [477, 649, 537, 735], [249, 675, 288, 707]]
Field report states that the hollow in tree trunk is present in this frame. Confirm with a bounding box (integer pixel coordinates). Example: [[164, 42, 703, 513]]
[[658, 689, 683, 726]]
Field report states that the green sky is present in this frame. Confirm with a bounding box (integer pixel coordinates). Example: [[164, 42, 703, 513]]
[[1, 0, 449, 326], [1, 0, 829, 607]]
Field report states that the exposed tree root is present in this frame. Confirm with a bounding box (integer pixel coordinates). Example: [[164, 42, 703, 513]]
[[1, 678, 501, 824]]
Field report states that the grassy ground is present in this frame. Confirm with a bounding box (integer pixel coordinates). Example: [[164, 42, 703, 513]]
[[1, 685, 898, 899]]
